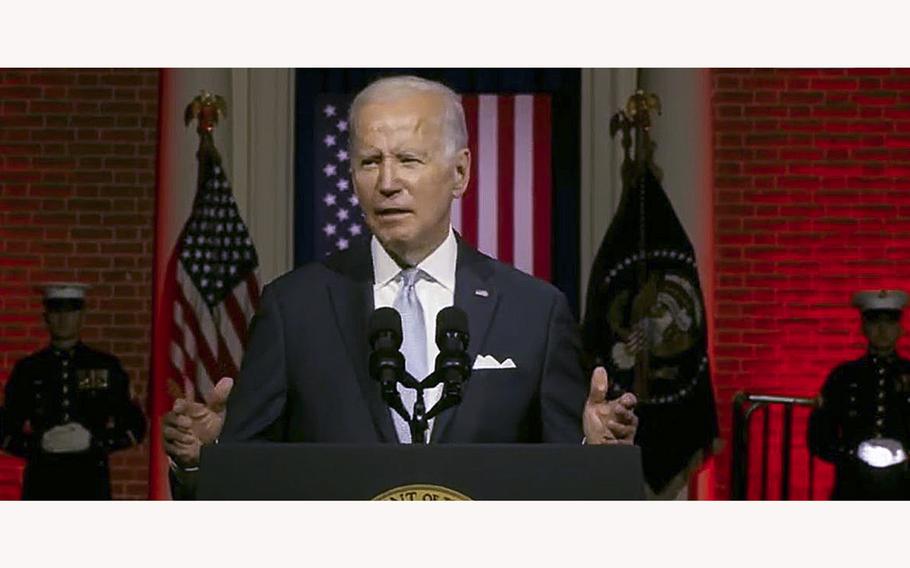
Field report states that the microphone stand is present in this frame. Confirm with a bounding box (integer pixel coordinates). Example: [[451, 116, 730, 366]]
[[401, 350, 471, 444], [370, 351, 435, 445], [379, 380, 410, 425], [397, 372, 430, 444], [410, 388, 428, 444]]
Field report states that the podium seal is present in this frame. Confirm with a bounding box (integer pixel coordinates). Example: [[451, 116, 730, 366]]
[[372, 484, 471, 501]]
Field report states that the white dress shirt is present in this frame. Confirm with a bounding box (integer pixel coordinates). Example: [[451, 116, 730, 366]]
[[372, 227, 458, 441]]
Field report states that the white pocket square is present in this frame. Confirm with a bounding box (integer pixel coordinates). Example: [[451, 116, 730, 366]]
[[472, 354, 517, 370]]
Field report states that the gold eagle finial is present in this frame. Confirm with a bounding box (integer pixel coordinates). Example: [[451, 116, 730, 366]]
[[184, 90, 228, 134]]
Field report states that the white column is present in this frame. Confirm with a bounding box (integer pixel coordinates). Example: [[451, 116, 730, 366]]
[[579, 68, 638, 311], [230, 68, 295, 284]]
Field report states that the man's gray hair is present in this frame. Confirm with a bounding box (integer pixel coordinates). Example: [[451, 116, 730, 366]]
[[348, 75, 468, 158]]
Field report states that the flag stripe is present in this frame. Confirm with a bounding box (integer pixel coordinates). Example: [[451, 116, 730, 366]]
[[174, 284, 218, 390], [173, 307, 197, 368], [496, 96, 515, 264], [223, 290, 250, 346], [169, 341, 188, 383], [232, 280, 254, 340], [245, 274, 261, 314], [170, 303, 195, 378], [169, 313, 193, 383], [171, 299, 197, 374], [477, 95, 499, 258], [460, 95, 479, 247], [216, 335, 240, 385], [194, 359, 214, 404], [218, 300, 245, 374], [533, 95, 553, 281], [513, 95, 535, 274]]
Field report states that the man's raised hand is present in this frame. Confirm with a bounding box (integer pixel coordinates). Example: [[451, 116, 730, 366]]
[[162, 376, 233, 469], [583, 367, 638, 445]]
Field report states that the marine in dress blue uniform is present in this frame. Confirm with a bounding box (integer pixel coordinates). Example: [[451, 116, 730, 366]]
[[1, 284, 146, 500], [808, 289, 910, 500]]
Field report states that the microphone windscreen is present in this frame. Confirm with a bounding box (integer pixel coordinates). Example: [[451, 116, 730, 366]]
[[369, 307, 402, 347], [436, 306, 469, 342]]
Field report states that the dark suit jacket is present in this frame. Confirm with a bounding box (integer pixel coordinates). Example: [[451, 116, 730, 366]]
[[220, 238, 587, 444]]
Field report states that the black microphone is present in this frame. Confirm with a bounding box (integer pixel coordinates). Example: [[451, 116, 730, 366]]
[[369, 307, 402, 352], [368, 308, 409, 421], [426, 306, 471, 419], [436, 305, 469, 354]]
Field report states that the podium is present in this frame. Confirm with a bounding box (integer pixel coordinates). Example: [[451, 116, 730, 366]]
[[198, 443, 644, 500]]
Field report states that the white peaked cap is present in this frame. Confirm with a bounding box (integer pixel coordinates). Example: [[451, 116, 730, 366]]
[[39, 282, 90, 300], [851, 289, 909, 312]]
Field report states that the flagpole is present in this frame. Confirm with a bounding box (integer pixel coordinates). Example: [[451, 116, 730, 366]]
[[610, 91, 662, 400]]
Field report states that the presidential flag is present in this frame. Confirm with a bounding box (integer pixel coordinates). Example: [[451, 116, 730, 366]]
[[583, 165, 719, 494]]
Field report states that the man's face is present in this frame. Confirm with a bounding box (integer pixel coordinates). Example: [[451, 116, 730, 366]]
[[350, 92, 469, 264], [862, 311, 903, 354], [44, 309, 83, 343]]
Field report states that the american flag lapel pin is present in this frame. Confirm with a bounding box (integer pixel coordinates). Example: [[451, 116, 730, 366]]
[[474, 289, 489, 298]]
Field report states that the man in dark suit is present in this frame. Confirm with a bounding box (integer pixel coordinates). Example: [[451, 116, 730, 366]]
[[163, 76, 637, 482]]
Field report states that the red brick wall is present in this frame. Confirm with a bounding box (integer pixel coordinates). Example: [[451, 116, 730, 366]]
[[0, 68, 159, 499], [712, 68, 910, 499]]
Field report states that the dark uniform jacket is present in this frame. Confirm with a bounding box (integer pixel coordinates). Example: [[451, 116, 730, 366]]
[[808, 352, 910, 499], [1, 342, 146, 500]]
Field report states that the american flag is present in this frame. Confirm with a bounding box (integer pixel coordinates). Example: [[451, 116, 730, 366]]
[[314, 96, 367, 256], [169, 141, 261, 402], [314, 93, 553, 280]]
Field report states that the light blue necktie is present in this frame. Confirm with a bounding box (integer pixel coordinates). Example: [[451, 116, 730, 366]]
[[392, 267, 428, 443]]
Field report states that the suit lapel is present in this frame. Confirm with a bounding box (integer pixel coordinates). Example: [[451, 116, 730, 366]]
[[431, 240, 500, 442], [326, 244, 398, 443]]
